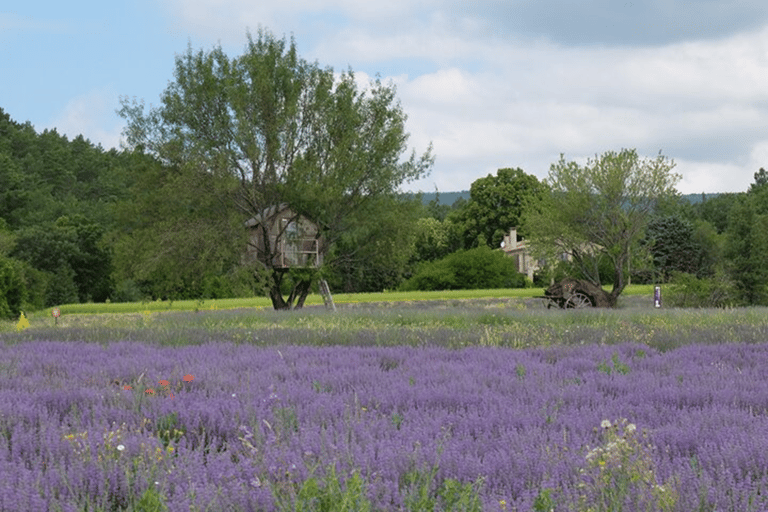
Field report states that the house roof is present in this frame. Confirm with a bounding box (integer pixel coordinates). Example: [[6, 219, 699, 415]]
[[245, 204, 298, 228]]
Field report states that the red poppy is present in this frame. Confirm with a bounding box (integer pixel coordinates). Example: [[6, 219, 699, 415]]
[[158, 379, 170, 387], [123, 385, 132, 391], [145, 388, 155, 395], [183, 374, 194, 382]]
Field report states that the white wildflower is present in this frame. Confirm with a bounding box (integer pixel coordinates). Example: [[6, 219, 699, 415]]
[[117, 444, 125, 452], [625, 423, 636, 434], [601, 419, 612, 429]]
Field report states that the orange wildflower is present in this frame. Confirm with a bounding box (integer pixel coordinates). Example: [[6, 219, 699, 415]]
[[145, 388, 155, 395], [183, 374, 194, 382], [123, 385, 132, 391], [158, 379, 170, 387]]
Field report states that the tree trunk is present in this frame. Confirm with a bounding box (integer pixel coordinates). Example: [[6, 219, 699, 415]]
[[267, 270, 313, 310], [292, 279, 313, 309], [268, 270, 290, 310]]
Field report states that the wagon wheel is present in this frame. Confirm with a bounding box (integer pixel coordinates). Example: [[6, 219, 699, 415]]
[[565, 292, 593, 308]]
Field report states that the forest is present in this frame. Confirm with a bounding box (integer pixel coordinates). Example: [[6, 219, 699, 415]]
[[1, 103, 767, 318]]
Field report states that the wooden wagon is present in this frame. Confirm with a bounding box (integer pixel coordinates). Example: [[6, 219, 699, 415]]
[[541, 277, 612, 309]]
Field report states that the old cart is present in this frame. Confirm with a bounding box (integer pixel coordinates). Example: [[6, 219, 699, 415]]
[[541, 277, 612, 309]]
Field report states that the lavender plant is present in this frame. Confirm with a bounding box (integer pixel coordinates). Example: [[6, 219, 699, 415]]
[[5, 312, 768, 510]]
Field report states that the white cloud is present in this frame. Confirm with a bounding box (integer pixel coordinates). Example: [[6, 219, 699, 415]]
[[47, 90, 124, 150], [143, 2, 768, 193]]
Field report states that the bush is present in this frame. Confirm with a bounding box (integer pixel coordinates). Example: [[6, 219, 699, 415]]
[[400, 246, 525, 291], [0, 256, 25, 319], [666, 271, 737, 308], [112, 279, 146, 303]]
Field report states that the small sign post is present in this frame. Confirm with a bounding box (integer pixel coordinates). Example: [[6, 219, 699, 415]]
[[52, 307, 61, 326], [654, 286, 662, 308]]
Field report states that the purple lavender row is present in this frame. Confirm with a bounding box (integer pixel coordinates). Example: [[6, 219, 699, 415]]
[[1, 340, 768, 510]]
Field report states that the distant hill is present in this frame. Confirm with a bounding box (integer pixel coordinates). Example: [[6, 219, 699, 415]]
[[681, 193, 725, 204], [413, 191, 470, 206], [413, 191, 724, 207]]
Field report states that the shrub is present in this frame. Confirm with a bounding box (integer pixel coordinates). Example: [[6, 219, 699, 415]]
[[666, 271, 737, 308], [0, 255, 25, 319], [400, 246, 525, 291], [112, 279, 146, 303]]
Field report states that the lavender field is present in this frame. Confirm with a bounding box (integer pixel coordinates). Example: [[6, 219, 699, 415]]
[[3, 300, 768, 511]]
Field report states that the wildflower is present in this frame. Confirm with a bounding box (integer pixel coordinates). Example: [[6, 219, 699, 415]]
[[145, 388, 155, 395], [123, 385, 132, 391], [117, 445, 125, 452], [159, 379, 170, 387], [183, 374, 194, 382], [601, 419, 612, 429], [626, 423, 637, 434]]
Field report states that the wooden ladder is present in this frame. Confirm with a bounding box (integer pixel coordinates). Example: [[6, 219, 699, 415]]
[[318, 279, 336, 312]]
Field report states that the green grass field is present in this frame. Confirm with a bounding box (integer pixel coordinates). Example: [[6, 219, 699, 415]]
[[28, 284, 658, 317], [5, 284, 763, 355]]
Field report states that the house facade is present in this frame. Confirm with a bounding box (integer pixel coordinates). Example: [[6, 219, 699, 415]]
[[245, 205, 323, 269], [500, 228, 539, 281], [500, 227, 602, 282]]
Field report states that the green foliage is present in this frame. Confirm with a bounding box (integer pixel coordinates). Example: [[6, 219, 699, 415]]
[[401, 246, 525, 291], [325, 195, 424, 293], [644, 215, 702, 282], [111, 150, 245, 302], [578, 419, 678, 512], [524, 149, 681, 303], [666, 271, 737, 308], [0, 108, 138, 308], [533, 488, 555, 512], [12, 216, 113, 304], [724, 185, 768, 305], [693, 192, 741, 234], [119, 29, 432, 309], [154, 412, 184, 450], [133, 486, 168, 512], [290, 470, 371, 512], [0, 255, 25, 319], [400, 463, 483, 512], [448, 167, 548, 250], [112, 279, 145, 303], [412, 216, 459, 263], [597, 353, 630, 375]]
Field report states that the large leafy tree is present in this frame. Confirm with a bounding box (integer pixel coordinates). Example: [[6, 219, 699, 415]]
[[523, 149, 681, 306], [119, 29, 432, 309], [110, 150, 245, 301], [724, 173, 768, 305], [448, 168, 548, 250]]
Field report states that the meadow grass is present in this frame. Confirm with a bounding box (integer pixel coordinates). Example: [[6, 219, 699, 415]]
[[3, 286, 768, 353], [27, 284, 655, 317]]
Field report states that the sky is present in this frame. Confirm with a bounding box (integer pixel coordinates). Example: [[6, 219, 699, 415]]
[[3, 1, 768, 195]]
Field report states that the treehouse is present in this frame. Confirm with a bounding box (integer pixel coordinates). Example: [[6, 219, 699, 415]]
[[245, 204, 323, 269]]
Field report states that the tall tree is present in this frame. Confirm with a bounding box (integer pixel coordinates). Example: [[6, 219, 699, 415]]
[[448, 167, 548, 250], [725, 174, 768, 305], [523, 149, 681, 306], [119, 29, 432, 309], [644, 215, 701, 282]]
